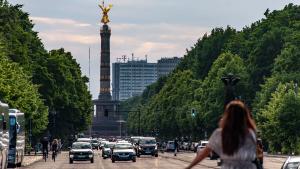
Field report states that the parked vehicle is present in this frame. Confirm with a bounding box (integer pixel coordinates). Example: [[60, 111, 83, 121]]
[[69, 142, 94, 164], [191, 142, 198, 152], [166, 141, 175, 152], [197, 140, 208, 152], [136, 137, 158, 157], [7, 109, 25, 168], [181, 142, 191, 150], [281, 156, 300, 169], [196, 140, 219, 159], [111, 142, 136, 163], [0, 101, 9, 169], [102, 142, 116, 159]]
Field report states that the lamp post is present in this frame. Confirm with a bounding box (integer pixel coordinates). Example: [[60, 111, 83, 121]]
[[221, 73, 240, 108], [29, 117, 32, 147], [50, 110, 57, 139], [116, 120, 126, 138]]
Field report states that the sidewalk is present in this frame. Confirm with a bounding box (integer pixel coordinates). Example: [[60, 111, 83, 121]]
[[22, 154, 43, 167]]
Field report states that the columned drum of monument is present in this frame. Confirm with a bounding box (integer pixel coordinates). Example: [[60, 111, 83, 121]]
[[92, 1, 121, 137]]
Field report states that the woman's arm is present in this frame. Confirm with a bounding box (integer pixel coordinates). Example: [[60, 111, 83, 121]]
[[185, 147, 212, 169]]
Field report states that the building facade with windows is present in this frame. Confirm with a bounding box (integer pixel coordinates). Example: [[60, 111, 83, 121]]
[[157, 57, 182, 78], [112, 60, 157, 101]]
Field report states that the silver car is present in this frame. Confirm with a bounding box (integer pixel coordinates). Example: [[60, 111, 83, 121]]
[[281, 156, 300, 169]]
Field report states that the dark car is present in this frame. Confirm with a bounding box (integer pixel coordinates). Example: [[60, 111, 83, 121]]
[[137, 137, 158, 157], [69, 142, 94, 164], [111, 143, 136, 163], [91, 139, 99, 150]]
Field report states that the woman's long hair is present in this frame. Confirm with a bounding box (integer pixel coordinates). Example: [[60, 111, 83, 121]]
[[220, 100, 256, 156]]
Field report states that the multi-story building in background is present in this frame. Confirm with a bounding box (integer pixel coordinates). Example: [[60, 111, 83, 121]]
[[112, 56, 182, 101], [157, 57, 182, 78], [112, 59, 157, 101]]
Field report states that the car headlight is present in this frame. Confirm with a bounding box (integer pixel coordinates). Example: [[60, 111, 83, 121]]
[[69, 154, 74, 158], [89, 154, 93, 158], [138, 147, 142, 150], [155, 146, 158, 150]]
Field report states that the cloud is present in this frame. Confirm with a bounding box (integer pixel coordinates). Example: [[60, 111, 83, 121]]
[[30, 16, 92, 27]]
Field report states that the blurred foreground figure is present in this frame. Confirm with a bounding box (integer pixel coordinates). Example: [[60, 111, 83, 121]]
[[185, 100, 258, 169]]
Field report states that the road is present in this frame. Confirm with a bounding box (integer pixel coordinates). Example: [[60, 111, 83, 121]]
[[20, 151, 286, 169]]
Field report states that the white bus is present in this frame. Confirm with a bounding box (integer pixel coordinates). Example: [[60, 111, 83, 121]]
[[0, 102, 9, 169], [7, 109, 25, 168]]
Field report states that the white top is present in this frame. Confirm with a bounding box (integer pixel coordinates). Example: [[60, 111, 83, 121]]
[[208, 128, 257, 169]]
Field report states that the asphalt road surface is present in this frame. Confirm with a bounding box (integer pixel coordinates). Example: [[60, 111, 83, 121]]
[[20, 151, 286, 169]]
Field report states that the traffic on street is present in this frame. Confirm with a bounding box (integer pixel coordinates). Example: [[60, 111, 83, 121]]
[[2, 0, 300, 169], [20, 151, 287, 169], [18, 136, 287, 169]]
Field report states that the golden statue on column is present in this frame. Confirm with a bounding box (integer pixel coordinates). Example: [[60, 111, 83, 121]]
[[99, 1, 113, 24]]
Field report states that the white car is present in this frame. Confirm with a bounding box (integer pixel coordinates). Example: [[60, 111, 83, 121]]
[[69, 142, 94, 164], [77, 138, 91, 143], [281, 156, 300, 169], [111, 143, 136, 163], [197, 140, 209, 152], [166, 141, 175, 152], [102, 142, 116, 159]]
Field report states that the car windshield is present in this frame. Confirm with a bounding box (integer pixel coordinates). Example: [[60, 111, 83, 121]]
[[132, 138, 139, 143], [72, 142, 91, 149], [114, 144, 132, 149], [77, 139, 90, 142], [140, 139, 156, 144], [91, 140, 98, 143], [104, 143, 115, 148], [285, 162, 300, 169], [201, 143, 207, 146]]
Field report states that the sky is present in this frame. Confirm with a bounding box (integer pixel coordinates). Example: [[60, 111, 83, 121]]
[[8, 0, 299, 99]]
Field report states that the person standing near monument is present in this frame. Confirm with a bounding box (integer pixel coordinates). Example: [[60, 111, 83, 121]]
[[185, 100, 257, 169]]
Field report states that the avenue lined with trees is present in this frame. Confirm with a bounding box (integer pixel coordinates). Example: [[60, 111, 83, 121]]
[[124, 4, 300, 154], [0, 0, 92, 144]]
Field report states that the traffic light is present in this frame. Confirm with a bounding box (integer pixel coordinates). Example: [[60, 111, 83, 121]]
[[191, 109, 196, 117]]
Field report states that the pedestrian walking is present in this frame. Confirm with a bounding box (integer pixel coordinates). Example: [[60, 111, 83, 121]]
[[174, 139, 179, 156], [185, 100, 257, 169], [51, 139, 58, 162]]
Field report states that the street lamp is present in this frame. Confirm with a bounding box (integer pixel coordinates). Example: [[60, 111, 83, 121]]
[[221, 73, 240, 107], [116, 120, 126, 138]]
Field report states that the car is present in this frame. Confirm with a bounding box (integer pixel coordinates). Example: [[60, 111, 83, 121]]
[[197, 140, 209, 152], [196, 140, 219, 159], [191, 142, 199, 152], [102, 142, 116, 159], [166, 141, 175, 152], [136, 137, 158, 157], [111, 143, 136, 163], [130, 136, 141, 153], [281, 156, 300, 169], [181, 142, 191, 150], [91, 139, 100, 150], [77, 138, 91, 143], [69, 142, 94, 164], [100, 140, 109, 150]]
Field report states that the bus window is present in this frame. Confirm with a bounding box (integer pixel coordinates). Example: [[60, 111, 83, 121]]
[[10, 117, 16, 126]]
